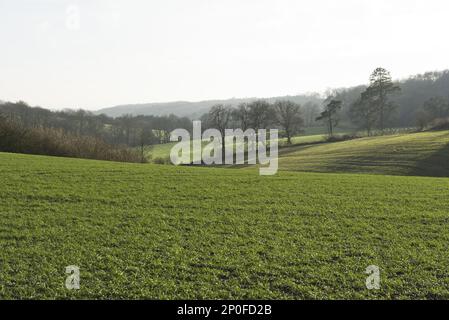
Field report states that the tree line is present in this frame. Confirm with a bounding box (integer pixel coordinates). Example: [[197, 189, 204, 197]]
[[0, 102, 194, 162], [201, 67, 412, 141], [1, 67, 448, 163], [0, 102, 193, 146], [0, 114, 143, 163], [201, 100, 304, 145], [331, 69, 449, 132]]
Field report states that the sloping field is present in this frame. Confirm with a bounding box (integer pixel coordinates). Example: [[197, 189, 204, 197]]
[[0, 152, 448, 299], [145, 134, 328, 163], [278, 130, 449, 177]]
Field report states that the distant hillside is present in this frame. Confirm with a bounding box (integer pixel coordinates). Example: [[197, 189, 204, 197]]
[[277, 130, 449, 177], [96, 95, 323, 118]]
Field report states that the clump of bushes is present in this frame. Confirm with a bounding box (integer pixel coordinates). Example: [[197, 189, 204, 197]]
[[152, 156, 171, 165], [429, 118, 449, 131], [0, 117, 143, 163], [326, 134, 361, 143]]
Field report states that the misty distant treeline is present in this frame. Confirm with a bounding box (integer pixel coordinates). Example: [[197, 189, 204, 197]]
[[332, 69, 449, 129], [96, 95, 324, 119], [96, 70, 449, 132]]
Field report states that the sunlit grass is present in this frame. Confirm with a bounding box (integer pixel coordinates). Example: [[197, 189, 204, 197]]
[[278, 130, 449, 177], [0, 152, 448, 299]]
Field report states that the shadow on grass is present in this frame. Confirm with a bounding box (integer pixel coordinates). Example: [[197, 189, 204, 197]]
[[413, 141, 449, 177], [276, 132, 449, 178], [184, 132, 449, 178], [321, 139, 449, 178], [223, 140, 331, 170]]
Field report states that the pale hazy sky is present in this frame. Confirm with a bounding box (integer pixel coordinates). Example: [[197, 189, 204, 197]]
[[1, 0, 449, 110]]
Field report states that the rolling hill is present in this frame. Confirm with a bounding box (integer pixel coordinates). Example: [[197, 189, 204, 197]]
[[96, 94, 322, 118], [146, 130, 449, 178], [277, 130, 449, 177]]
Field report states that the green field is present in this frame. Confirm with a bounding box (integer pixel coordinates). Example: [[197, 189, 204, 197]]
[[1, 151, 448, 299], [278, 130, 449, 177], [146, 128, 428, 177], [145, 133, 329, 163]]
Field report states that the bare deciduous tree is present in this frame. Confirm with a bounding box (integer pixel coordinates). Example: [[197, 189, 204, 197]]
[[208, 104, 233, 147], [274, 100, 303, 144]]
